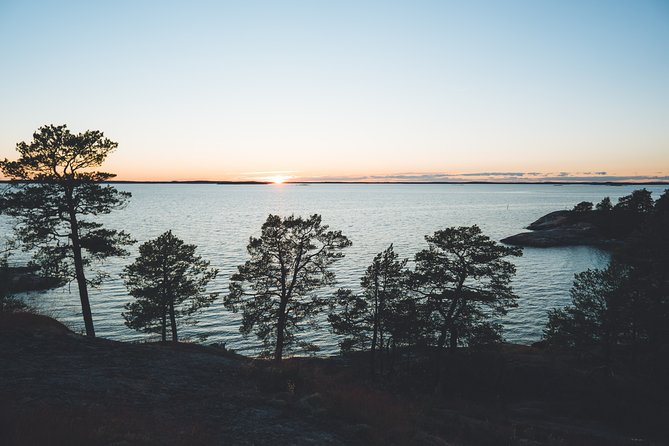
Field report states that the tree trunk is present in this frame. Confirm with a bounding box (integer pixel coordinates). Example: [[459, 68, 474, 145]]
[[274, 297, 288, 361], [389, 338, 397, 374], [370, 267, 380, 379], [371, 313, 379, 379], [161, 312, 167, 342], [67, 192, 95, 337], [449, 327, 458, 350], [379, 328, 385, 375], [370, 327, 378, 378], [437, 330, 448, 349], [434, 330, 448, 388], [169, 299, 178, 342]]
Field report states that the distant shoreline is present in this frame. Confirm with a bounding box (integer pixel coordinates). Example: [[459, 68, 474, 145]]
[[2, 180, 668, 186]]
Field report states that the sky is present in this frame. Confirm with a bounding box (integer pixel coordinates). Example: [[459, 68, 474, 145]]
[[1, 0, 668, 182]]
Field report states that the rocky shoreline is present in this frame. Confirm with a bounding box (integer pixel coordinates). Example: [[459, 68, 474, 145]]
[[502, 210, 620, 248], [4, 266, 61, 293]]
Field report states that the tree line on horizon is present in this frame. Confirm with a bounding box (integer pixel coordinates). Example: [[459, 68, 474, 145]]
[[1, 125, 668, 379]]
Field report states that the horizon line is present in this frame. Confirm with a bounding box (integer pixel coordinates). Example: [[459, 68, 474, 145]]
[[2, 180, 668, 186]]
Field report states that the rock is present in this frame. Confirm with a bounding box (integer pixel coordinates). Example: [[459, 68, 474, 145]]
[[5, 266, 62, 292], [298, 393, 326, 415], [501, 222, 599, 247], [531, 340, 547, 349], [341, 423, 372, 439], [0, 312, 72, 336], [501, 211, 605, 247], [413, 431, 455, 446], [526, 210, 572, 231], [268, 398, 289, 409]]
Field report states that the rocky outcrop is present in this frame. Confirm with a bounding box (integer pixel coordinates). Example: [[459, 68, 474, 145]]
[[525, 210, 572, 230], [1, 313, 664, 445], [0, 312, 348, 446], [5, 266, 62, 292], [501, 211, 608, 247]]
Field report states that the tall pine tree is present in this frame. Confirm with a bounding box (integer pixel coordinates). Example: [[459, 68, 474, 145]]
[[0, 125, 133, 336]]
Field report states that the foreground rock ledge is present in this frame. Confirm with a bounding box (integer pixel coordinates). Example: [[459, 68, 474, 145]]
[[1, 313, 665, 445], [0, 313, 346, 446]]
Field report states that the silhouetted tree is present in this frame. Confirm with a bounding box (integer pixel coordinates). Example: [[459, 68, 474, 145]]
[[573, 201, 593, 212], [545, 192, 669, 371], [615, 189, 669, 359], [329, 244, 410, 377], [654, 189, 669, 215], [225, 214, 351, 360], [0, 242, 9, 300], [123, 231, 218, 342], [544, 263, 631, 358], [0, 244, 24, 313], [412, 225, 522, 350], [595, 197, 613, 211], [0, 125, 133, 336], [615, 188, 654, 213]]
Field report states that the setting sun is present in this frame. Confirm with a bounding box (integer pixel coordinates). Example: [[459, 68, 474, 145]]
[[270, 175, 289, 184]]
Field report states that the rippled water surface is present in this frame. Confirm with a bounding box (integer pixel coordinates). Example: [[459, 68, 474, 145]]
[[5, 183, 666, 354]]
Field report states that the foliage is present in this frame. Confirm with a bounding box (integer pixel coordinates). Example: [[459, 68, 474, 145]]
[[0, 245, 29, 313], [573, 201, 593, 212], [0, 244, 9, 301], [544, 263, 631, 354], [225, 214, 351, 360], [123, 231, 218, 342], [0, 124, 133, 336], [545, 191, 669, 371], [614, 188, 654, 213], [595, 196, 612, 211], [654, 188, 669, 215], [411, 225, 522, 349], [329, 245, 414, 376]]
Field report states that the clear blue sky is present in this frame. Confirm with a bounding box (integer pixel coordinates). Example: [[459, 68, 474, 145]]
[[1, 0, 668, 181]]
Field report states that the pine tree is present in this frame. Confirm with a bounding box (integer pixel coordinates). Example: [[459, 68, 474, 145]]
[[225, 214, 351, 360], [123, 231, 219, 342], [0, 125, 133, 336], [412, 225, 522, 349], [329, 244, 410, 377]]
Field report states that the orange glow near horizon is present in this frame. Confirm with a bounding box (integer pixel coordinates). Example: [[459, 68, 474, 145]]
[[269, 175, 289, 184], [1, 2, 668, 185]]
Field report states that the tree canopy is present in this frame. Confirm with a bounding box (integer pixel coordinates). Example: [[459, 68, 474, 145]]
[[614, 188, 654, 213], [329, 244, 411, 376], [545, 191, 669, 372], [225, 214, 351, 360], [123, 231, 218, 342], [412, 225, 522, 349], [573, 201, 593, 212], [0, 243, 28, 313], [595, 197, 613, 211], [0, 124, 133, 336]]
